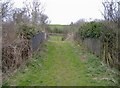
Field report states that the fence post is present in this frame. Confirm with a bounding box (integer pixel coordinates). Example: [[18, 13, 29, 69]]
[[42, 31, 46, 40]]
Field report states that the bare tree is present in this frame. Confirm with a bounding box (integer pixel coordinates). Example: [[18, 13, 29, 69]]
[[23, 0, 44, 25], [23, 0, 50, 32], [1, 0, 14, 22], [102, 0, 120, 31], [40, 14, 49, 24], [75, 19, 85, 25], [118, 1, 120, 28], [102, 0, 118, 23], [13, 8, 25, 24], [102, 0, 120, 33]]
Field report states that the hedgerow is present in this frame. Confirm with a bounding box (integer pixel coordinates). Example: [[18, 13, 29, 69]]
[[19, 24, 37, 39], [78, 22, 103, 39]]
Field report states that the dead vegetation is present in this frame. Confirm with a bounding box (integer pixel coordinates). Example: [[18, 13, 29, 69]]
[[1, 0, 49, 81], [2, 36, 31, 80]]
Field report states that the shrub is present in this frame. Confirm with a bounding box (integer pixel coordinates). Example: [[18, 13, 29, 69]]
[[19, 24, 36, 39], [78, 22, 103, 39]]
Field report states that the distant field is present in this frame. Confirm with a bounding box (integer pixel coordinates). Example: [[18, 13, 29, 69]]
[[48, 24, 68, 30], [48, 24, 70, 33], [48, 24, 79, 33], [49, 24, 68, 29]]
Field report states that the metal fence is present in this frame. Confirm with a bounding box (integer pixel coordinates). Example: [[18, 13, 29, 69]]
[[31, 32, 45, 51], [83, 38, 101, 56], [74, 32, 119, 68]]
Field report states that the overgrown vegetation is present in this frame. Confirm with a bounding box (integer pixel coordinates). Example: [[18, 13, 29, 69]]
[[2, 36, 118, 86], [74, 0, 120, 86], [19, 24, 36, 39], [75, 21, 119, 76], [78, 22, 103, 39], [1, 0, 120, 86], [1, 0, 49, 81]]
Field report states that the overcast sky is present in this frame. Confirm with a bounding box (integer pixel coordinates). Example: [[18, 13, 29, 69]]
[[14, 0, 106, 24], [43, 0, 104, 24]]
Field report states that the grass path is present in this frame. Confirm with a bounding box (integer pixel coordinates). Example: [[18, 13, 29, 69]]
[[3, 36, 116, 86]]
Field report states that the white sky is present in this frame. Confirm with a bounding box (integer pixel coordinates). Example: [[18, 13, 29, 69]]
[[44, 0, 104, 24], [14, 0, 105, 24]]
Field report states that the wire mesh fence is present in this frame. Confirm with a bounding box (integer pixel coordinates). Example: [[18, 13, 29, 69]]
[[31, 32, 45, 51]]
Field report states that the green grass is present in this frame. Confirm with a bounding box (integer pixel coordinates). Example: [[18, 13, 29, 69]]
[[3, 35, 117, 86], [49, 35, 63, 41], [49, 24, 68, 30]]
